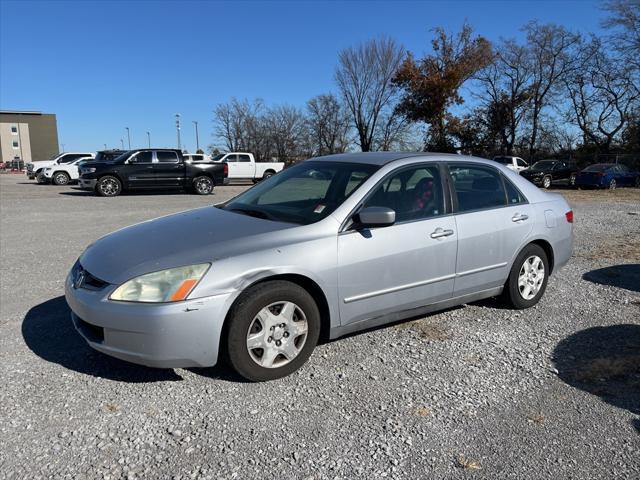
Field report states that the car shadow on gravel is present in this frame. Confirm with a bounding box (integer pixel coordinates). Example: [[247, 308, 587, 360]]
[[22, 296, 183, 382], [582, 264, 640, 293], [553, 324, 640, 430]]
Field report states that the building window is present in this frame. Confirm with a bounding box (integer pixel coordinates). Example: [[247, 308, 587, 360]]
[[12, 140, 19, 149], [11, 125, 18, 134]]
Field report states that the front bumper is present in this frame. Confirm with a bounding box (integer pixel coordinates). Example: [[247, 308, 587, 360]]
[[65, 271, 233, 368], [78, 178, 97, 190]]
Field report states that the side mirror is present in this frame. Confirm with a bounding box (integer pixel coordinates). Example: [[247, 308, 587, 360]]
[[354, 206, 396, 228]]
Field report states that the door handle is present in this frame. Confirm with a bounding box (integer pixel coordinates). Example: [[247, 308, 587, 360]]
[[512, 213, 529, 222], [430, 228, 454, 239]]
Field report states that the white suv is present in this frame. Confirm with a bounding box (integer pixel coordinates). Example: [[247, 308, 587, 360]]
[[27, 152, 94, 180]]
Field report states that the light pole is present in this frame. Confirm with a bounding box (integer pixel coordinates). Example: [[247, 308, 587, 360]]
[[146, 131, 151, 148], [125, 127, 131, 149], [192, 120, 200, 151], [120, 139, 124, 149], [104, 143, 107, 150], [175, 114, 181, 150]]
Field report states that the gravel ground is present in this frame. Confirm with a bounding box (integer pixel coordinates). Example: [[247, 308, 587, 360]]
[[0, 175, 639, 479]]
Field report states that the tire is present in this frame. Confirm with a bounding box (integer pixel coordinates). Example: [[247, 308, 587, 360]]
[[193, 175, 214, 195], [542, 175, 552, 189], [634, 177, 640, 188], [262, 170, 275, 181], [569, 174, 576, 187], [502, 244, 549, 309], [224, 280, 321, 382], [52, 172, 70, 186], [609, 179, 616, 190], [96, 175, 122, 197]]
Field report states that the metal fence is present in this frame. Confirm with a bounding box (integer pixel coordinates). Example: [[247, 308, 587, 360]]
[[565, 153, 640, 170]]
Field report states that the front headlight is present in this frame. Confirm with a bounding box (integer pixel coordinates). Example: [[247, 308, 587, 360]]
[[81, 167, 96, 174], [110, 264, 210, 303]]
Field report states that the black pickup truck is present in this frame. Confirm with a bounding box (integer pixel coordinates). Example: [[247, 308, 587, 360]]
[[520, 159, 579, 189], [78, 149, 227, 197]]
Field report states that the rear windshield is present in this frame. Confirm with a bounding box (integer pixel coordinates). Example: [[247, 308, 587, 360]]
[[583, 164, 613, 172], [493, 157, 512, 164]]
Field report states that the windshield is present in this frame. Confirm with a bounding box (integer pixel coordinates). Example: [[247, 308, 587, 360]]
[[221, 161, 378, 225], [530, 160, 557, 171], [211, 154, 225, 161], [583, 164, 612, 172], [112, 151, 133, 163]]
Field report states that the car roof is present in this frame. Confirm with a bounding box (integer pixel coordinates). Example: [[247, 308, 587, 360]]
[[310, 152, 467, 166]]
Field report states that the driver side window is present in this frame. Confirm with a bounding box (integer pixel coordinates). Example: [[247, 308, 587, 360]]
[[364, 165, 444, 222]]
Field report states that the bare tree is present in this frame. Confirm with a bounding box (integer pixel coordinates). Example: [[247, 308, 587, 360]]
[[602, 0, 640, 72], [564, 38, 640, 151], [306, 94, 350, 156], [522, 22, 581, 159], [264, 105, 306, 164], [335, 36, 405, 151], [475, 39, 531, 154]]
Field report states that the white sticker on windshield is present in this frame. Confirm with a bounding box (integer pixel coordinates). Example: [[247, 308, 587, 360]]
[[314, 204, 326, 214]]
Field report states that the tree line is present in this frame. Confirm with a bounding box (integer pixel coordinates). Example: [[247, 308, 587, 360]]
[[212, 0, 639, 163]]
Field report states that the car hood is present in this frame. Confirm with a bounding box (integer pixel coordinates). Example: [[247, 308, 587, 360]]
[[29, 160, 57, 168], [79, 206, 296, 285]]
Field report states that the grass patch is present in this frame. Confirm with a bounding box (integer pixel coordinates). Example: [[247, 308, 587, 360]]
[[399, 320, 451, 341], [456, 455, 481, 470]]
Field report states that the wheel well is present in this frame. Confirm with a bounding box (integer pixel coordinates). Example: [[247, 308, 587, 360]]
[[224, 274, 331, 341], [264, 169, 276, 175], [53, 170, 69, 177], [530, 239, 555, 274]]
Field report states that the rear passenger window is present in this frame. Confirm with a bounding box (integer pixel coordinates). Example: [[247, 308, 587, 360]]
[[364, 165, 443, 222], [157, 151, 178, 163], [449, 165, 506, 212], [503, 176, 526, 205]]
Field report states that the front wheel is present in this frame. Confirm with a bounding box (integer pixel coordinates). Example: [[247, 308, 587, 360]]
[[502, 244, 549, 309], [569, 174, 576, 187], [53, 172, 71, 185], [224, 280, 320, 382], [542, 175, 552, 189], [96, 175, 122, 197], [193, 175, 214, 195]]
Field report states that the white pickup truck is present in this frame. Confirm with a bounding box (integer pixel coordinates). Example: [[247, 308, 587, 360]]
[[493, 155, 529, 173], [211, 152, 284, 182]]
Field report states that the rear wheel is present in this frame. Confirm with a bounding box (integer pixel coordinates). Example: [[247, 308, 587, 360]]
[[193, 175, 214, 195], [542, 175, 552, 189], [502, 244, 549, 309], [96, 175, 122, 197], [224, 280, 320, 381], [52, 172, 70, 185], [569, 174, 576, 187], [262, 170, 276, 180], [609, 179, 617, 190]]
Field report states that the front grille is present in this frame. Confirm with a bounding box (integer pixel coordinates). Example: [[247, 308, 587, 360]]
[[26, 164, 34, 173], [72, 260, 109, 291]]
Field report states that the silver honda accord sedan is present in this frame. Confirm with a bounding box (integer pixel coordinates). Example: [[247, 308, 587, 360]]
[[65, 152, 573, 381]]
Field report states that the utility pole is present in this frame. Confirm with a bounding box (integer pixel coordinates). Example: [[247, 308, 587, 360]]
[[146, 131, 151, 148], [104, 143, 107, 150], [175, 114, 181, 150], [192, 120, 199, 151], [125, 127, 131, 149]]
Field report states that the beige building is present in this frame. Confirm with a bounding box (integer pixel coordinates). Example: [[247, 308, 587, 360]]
[[0, 111, 59, 163]]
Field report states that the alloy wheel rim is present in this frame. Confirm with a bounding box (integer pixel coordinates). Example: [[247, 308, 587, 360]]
[[570, 175, 576, 186], [543, 177, 551, 188], [101, 178, 119, 195], [518, 255, 545, 300], [55, 173, 68, 185], [609, 180, 616, 190], [196, 178, 212, 194], [246, 301, 308, 369]]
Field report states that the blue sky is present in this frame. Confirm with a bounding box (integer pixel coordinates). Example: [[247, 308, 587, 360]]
[[0, 0, 605, 153]]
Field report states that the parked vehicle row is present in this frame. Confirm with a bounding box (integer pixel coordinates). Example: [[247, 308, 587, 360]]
[[493, 156, 640, 190], [25, 149, 287, 195]]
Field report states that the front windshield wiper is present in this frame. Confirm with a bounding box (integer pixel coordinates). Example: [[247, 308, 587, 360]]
[[229, 207, 276, 221]]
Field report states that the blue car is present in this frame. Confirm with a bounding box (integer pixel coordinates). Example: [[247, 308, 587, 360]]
[[575, 163, 640, 189]]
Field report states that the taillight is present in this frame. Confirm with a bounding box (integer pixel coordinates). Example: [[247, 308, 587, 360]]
[[223, 163, 228, 177], [596, 172, 606, 177], [565, 210, 574, 223]]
